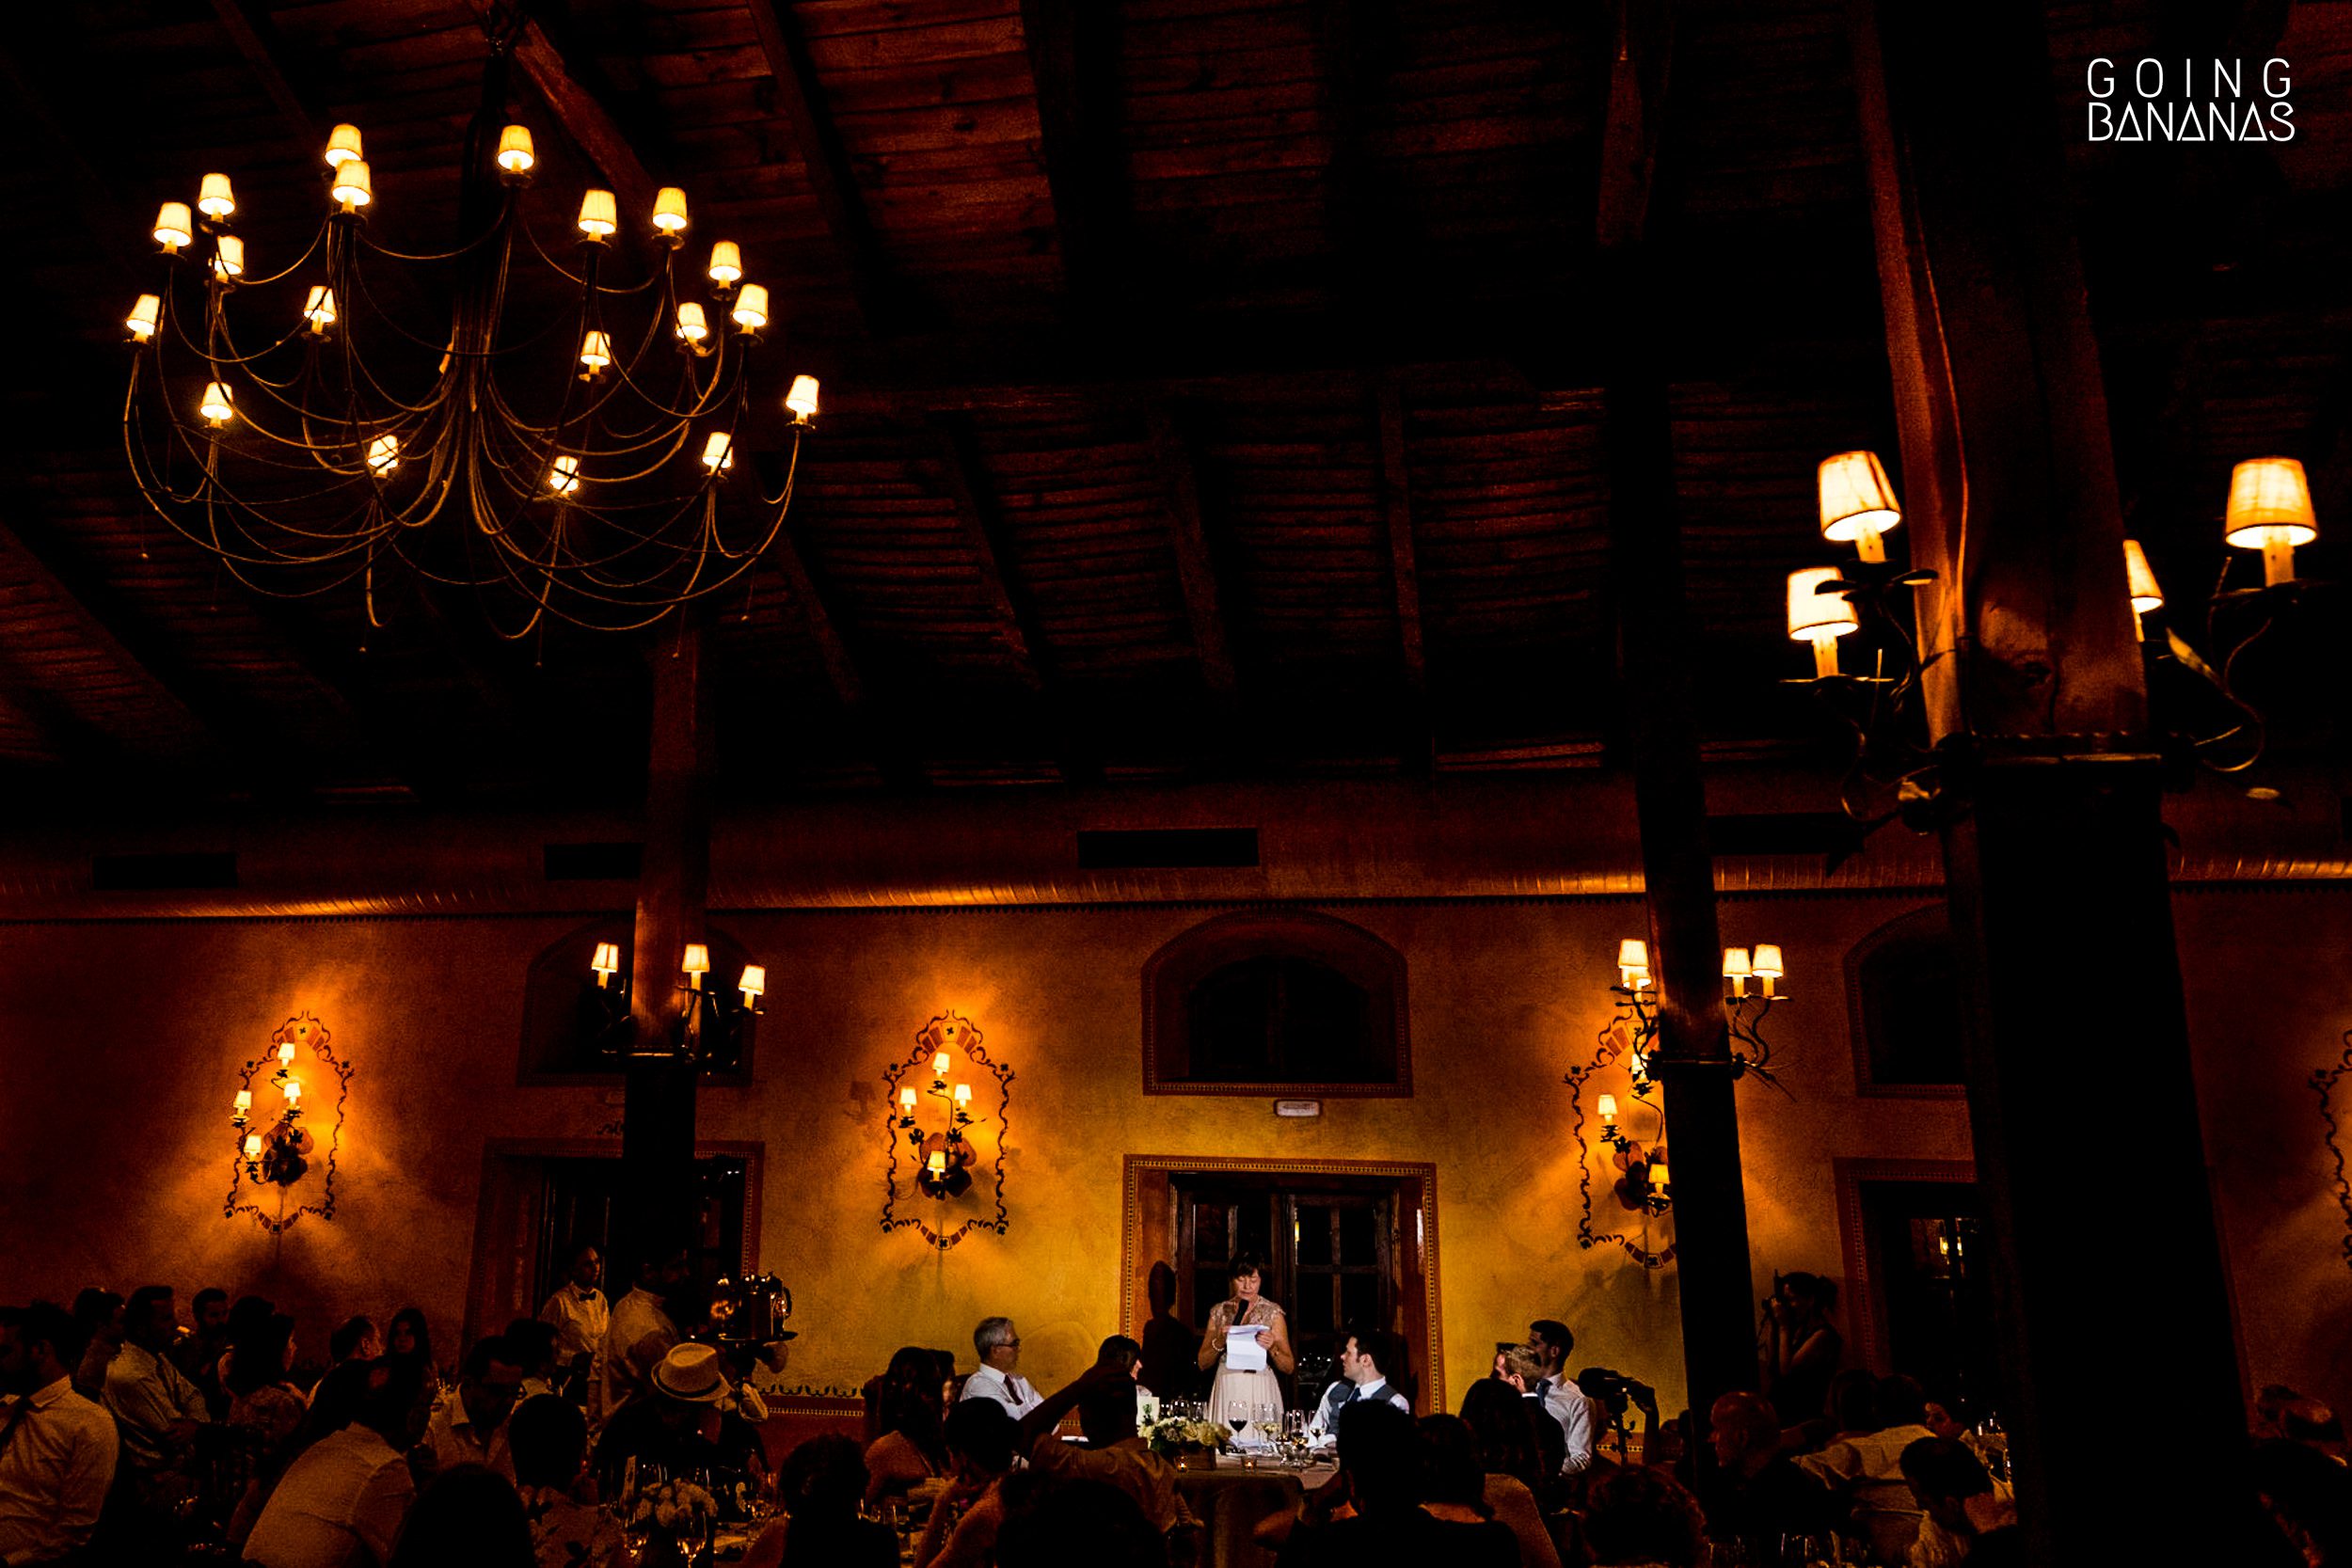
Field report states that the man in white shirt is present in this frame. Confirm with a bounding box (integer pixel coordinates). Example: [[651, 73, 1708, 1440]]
[[424, 1336, 525, 1481], [243, 1361, 419, 1568], [1525, 1318, 1600, 1476], [958, 1317, 1043, 1419], [101, 1286, 210, 1472], [1305, 1328, 1413, 1445], [598, 1247, 687, 1422], [536, 1241, 608, 1403], [0, 1303, 119, 1566]]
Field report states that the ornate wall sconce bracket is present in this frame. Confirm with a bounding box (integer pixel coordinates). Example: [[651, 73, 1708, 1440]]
[[224, 1011, 353, 1235], [880, 1011, 1013, 1252]]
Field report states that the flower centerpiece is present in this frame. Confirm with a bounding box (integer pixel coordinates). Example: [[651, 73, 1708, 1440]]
[[623, 1475, 718, 1567], [1140, 1412, 1233, 1468]]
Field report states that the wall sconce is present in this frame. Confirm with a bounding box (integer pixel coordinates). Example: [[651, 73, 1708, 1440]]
[[225, 1012, 353, 1235], [2313, 1028, 2352, 1272], [881, 1011, 1013, 1251], [582, 939, 763, 1066]]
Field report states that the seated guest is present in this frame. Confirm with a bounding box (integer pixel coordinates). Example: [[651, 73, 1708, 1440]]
[[174, 1286, 233, 1418], [1306, 1328, 1412, 1445], [386, 1308, 434, 1378], [598, 1250, 685, 1422], [244, 1357, 426, 1568], [1420, 1413, 1562, 1568], [1899, 1437, 2022, 1568], [502, 1320, 563, 1402], [227, 1306, 310, 1452], [425, 1337, 526, 1481], [592, 1344, 764, 1497], [1015, 1358, 1190, 1537], [994, 1473, 1170, 1568], [326, 1318, 383, 1378], [1700, 1391, 1839, 1557], [2253, 1436, 2352, 1568], [68, 1289, 123, 1400], [1806, 1368, 1881, 1452], [386, 1464, 534, 1568], [741, 1434, 898, 1568], [1449, 1382, 1562, 1568], [1525, 1318, 1601, 1476], [1582, 1463, 1708, 1567], [536, 1241, 607, 1408], [102, 1285, 212, 1474], [864, 1346, 950, 1508], [0, 1301, 119, 1567], [229, 1361, 375, 1550], [915, 1399, 1022, 1568], [1804, 1372, 1934, 1559], [959, 1317, 1043, 1419], [1275, 1401, 1518, 1567], [506, 1395, 625, 1568]]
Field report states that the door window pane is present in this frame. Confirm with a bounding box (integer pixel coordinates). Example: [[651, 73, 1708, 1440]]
[[1338, 1207, 1376, 1265]]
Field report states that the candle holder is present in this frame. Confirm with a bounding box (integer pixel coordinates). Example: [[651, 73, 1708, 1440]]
[[880, 1011, 1013, 1251]]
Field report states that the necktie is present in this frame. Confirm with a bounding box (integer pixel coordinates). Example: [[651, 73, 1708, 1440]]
[[1532, 1378, 1549, 1402]]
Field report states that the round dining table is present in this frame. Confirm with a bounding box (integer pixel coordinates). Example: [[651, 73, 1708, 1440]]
[[1173, 1453, 1336, 1568]]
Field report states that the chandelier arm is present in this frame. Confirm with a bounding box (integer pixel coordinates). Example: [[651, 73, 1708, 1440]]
[[353, 187, 518, 265], [233, 220, 333, 290], [605, 333, 742, 425]]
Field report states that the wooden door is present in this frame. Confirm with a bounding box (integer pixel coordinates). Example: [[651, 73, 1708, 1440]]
[[1284, 1191, 1395, 1393]]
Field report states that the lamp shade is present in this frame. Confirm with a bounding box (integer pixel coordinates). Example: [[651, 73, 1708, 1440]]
[[1786, 567, 1857, 641], [577, 189, 617, 238], [282, 1078, 301, 1102], [590, 941, 620, 974], [675, 302, 708, 342], [303, 285, 337, 328], [234, 1089, 254, 1112], [2224, 457, 2317, 549], [1723, 946, 1752, 978], [330, 160, 372, 210], [1818, 451, 1901, 543], [786, 374, 820, 420], [325, 123, 363, 167], [153, 202, 193, 250], [199, 381, 234, 425], [954, 1083, 972, 1103], [1751, 943, 1785, 978], [198, 172, 235, 219], [708, 240, 742, 284], [700, 432, 734, 471], [681, 943, 711, 975], [1617, 938, 1649, 972], [730, 283, 769, 330], [579, 330, 612, 370], [126, 293, 161, 341], [212, 234, 245, 279], [1648, 1161, 1671, 1192], [738, 964, 765, 997], [365, 435, 399, 475], [653, 186, 689, 234], [1597, 1093, 1618, 1121], [496, 124, 535, 173], [933, 1051, 952, 1074], [900, 1085, 918, 1108], [244, 1133, 264, 1159], [549, 455, 581, 495], [2123, 539, 2164, 614]]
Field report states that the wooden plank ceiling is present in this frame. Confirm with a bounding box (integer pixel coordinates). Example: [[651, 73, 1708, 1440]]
[[0, 0, 2344, 807]]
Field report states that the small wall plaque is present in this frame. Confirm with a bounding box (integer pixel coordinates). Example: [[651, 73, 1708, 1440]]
[[1274, 1100, 1323, 1118]]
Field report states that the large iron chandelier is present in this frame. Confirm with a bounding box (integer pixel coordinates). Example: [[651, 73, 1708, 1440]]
[[121, 34, 821, 636]]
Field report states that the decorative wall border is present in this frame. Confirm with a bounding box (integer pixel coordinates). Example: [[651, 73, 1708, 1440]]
[[1119, 1153, 1444, 1411], [1832, 1157, 1975, 1374]]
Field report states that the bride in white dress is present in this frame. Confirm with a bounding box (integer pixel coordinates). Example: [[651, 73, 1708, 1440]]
[[1196, 1256, 1295, 1433]]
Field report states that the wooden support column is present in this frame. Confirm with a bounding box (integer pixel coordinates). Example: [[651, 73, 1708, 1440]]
[[1851, 2, 2256, 1559], [620, 624, 713, 1273]]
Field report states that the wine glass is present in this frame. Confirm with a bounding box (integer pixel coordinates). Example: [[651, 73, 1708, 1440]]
[[1256, 1402, 1281, 1452]]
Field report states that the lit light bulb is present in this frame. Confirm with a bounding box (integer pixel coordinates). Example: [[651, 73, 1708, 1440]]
[[933, 1051, 951, 1075], [549, 455, 581, 495], [681, 942, 710, 979], [212, 234, 245, 281], [199, 381, 234, 426], [330, 160, 373, 213], [700, 432, 733, 472], [278, 1040, 296, 1065], [234, 1089, 254, 1114], [927, 1150, 948, 1174], [900, 1086, 918, 1110], [653, 186, 689, 236], [1648, 1162, 1671, 1195], [1751, 943, 1785, 999], [198, 172, 235, 219], [325, 123, 364, 168], [126, 294, 161, 341], [303, 285, 338, 331], [1597, 1093, 1617, 1124], [153, 201, 193, 252], [590, 940, 619, 978], [1786, 566, 1857, 678], [953, 1083, 972, 1105], [1616, 938, 1649, 990], [730, 283, 769, 331], [580, 330, 612, 372], [366, 435, 399, 476], [707, 240, 742, 286], [496, 124, 535, 174], [786, 374, 819, 422], [282, 1078, 301, 1104], [577, 189, 617, 240], [1818, 450, 1902, 563], [244, 1133, 264, 1160], [2224, 457, 2318, 588], [1723, 946, 1751, 997], [675, 302, 708, 343], [738, 964, 765, 999]]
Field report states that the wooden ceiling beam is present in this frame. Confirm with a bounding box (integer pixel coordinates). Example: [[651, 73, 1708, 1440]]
[[208, 0, 320, 157], [1375, 375, 1433, 773], [1595, 0, 1675, 253], [745, 0, 902, 336], [1020, 0, 1128, 314], [1146, 404, 1239, 707], [477, 5, 660, 219]]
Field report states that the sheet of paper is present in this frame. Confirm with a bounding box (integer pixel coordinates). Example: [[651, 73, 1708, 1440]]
[[1225, 1324, 1268, 1371]]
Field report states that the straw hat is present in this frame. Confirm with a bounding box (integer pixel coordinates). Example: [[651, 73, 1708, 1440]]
[[651, 1343, 732, 1403]]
